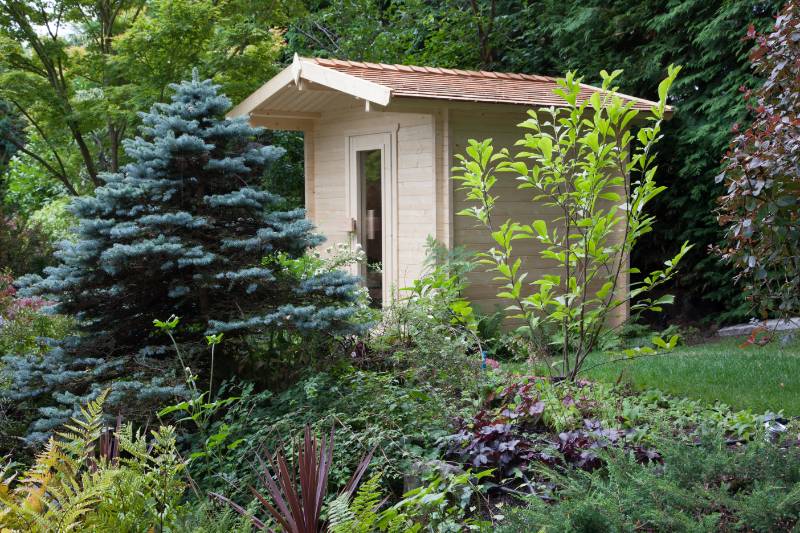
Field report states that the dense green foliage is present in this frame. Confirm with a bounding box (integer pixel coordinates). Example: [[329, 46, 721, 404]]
[[0, 0, 301, 195], [2, 76, 361, 439], [286, 0, 784, 323], [329, 469, 494, 531], [185, 370, 450, 500], [0, 99, 21, 177], [0, 210, 55, 275]]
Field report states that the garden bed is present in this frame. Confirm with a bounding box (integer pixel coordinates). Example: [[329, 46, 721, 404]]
[[441, 370, 800, 531]]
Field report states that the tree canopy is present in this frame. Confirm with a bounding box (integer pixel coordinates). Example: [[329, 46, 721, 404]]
[[0, 0, 789, 321], [0, 0, 301, 195]]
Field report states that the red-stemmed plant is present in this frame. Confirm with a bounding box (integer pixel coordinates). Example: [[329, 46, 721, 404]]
[[211, 425, 374, 532]]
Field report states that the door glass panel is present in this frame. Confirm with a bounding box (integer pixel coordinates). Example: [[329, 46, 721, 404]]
[[358, 149, 382, 306]]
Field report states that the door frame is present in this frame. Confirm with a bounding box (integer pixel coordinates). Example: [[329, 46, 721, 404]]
[[345, 131, 397, 305]]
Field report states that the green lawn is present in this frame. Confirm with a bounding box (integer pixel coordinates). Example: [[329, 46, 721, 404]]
[[575, 336, 800, 415]]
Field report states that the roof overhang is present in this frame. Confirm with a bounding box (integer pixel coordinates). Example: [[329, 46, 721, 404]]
[[227, 54, 392, 119], [229, 55, 673, 123]]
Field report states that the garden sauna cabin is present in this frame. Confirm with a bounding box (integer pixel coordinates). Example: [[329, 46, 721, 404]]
[[229, 55, 666, 309]]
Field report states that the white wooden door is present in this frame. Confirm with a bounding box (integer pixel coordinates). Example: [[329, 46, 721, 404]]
[[346, 132, 396, 306]]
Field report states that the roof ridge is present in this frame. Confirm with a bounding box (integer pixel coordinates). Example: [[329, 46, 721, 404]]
[[309, 57, 551, 82], [229, 55, 668, 120]]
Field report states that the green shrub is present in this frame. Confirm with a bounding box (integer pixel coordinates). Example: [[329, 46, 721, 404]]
[[370, 299, 483, 397], [442, 371, 791, 503], [187, 370, 453, 499], [0, 211, 54, 276], [453, 67, 688, 380], [500, 433, 800, 532], [0, 307, 73, 357], [27, 197, 77, 243], [329, 469, 494, 532], [359, 239, 492, 397]]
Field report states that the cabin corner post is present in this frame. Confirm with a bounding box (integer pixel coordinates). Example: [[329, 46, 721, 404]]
[[303, 126, 316, 223], [390, 123, 400, 305], [434, 107, 452, 249]]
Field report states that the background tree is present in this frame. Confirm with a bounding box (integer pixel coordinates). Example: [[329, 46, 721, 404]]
[[0, 0, 302, 197], [115, 0, 303, 105], [3, 75, 362, 439], [0, 0, 142, 193], [286, 0, 518, 69], [717, 2, 800, 320]]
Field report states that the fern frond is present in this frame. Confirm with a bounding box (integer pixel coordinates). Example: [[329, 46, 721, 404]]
[[0, 496, 52, 531], [57, 389, 110, 458], [0, 390, 185, 531], [117, 423, 148, 460], [349, 472, 383, 518], [329, 472, 384, 533], [328, 492, 356, 532], [57, 471, 111, 531]]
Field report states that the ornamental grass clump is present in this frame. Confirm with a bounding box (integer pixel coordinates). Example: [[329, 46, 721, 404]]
[[211, 425, 375, 532]]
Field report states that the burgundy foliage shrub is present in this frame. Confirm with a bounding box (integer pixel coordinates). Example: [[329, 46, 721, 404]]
[[0, 269, 44, 320], [446, 378, 660, 490], [0, 210, 54, 276], [717, 2, 800, 318]]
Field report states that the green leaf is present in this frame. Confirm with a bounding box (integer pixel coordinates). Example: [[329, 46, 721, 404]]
[[532, 219, 547, 237], [158, 401, 190, 417], [651, 336, 668, 349]]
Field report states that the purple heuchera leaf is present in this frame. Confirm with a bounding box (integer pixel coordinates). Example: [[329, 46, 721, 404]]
[[529, 401, 545, 416]]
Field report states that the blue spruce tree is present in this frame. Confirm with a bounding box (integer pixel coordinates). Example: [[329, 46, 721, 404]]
[[3, 75, 361, 440]]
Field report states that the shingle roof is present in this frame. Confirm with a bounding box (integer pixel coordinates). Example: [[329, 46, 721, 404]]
[[310, 58, 661, 111]]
